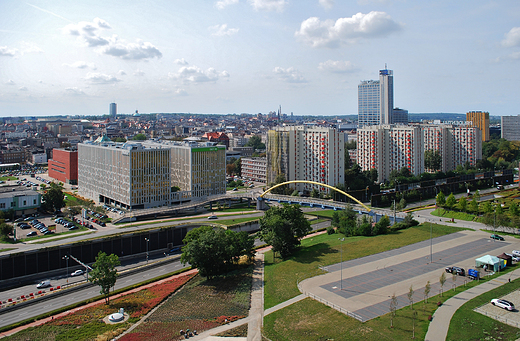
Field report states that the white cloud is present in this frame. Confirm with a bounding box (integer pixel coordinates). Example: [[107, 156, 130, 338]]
[[174, 58, 188, 65], [63, 61, 97, 69], [134, 69, 145, 76], [249, 0, 287, 12], [319, 0, 334, 9], [6, 80, 15, 85], [216, 0, 239, 10], [118, 70, 127, 76], [296, 11, 402, 48], [175, 88, 188, 96], [169, 65, 229, 83], [209, 24, 239, 36], [64, 87, 87, 96], [102, 38, 162, 60], [0, 46, 18, 56], [84, 72, 120, 84], [273, 67, 307, 83], [20, 41, 44, 55], [502, 27, 520, 47], [318, 60, 356, 73], [19, 86, 28, 91], [63, 18, 162, 60]]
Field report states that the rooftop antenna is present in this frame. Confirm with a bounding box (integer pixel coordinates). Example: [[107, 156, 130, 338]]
[[385, 63, 387, 70]]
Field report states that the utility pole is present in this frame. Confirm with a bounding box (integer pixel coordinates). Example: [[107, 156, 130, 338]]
[[62, 255, 69, 284], [338, 238, 344, 290], [393, 199, 396, 225], [145, 238, 150, 264]]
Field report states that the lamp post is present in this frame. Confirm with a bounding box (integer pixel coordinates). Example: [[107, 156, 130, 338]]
[[338, 238, 344, 290], [430, 223, 433, 263], [62, 255, 69, 284], [144, 238, 149, 264]]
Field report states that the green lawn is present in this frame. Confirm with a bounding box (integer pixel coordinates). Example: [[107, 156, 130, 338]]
[[30, 232, 95, 244], [305, 210, 336, 218], [214, 217, 259, 226], [0, 248, 15, 253], [447, 278, 520, 340], [264, 223, 468, 309], [430, 208, 478, 221]]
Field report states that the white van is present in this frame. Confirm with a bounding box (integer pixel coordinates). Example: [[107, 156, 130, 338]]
[[36, 280, 51, 289], [512, 250, 520, 257]]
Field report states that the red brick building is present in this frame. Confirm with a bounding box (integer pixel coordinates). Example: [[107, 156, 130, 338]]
[[48, 148, 78, 185], [202, 132, 229, 148]]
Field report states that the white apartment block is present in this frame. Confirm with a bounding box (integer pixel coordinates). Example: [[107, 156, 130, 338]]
[[241, 157, 267, 183], [358, 124, 481, 182], [78, 139, 226, 210], [267, 126, 344, 193]]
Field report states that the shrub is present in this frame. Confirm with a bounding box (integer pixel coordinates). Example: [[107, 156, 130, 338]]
[[326, 226, 336, 235]]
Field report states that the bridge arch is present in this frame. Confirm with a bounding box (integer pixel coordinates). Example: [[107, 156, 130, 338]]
[[260, 180, 371, 212]]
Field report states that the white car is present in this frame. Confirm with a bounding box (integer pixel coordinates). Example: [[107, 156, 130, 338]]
[[208, 215, 218, 220], [513, 256, 520, 262], [71, 270, 84, 277], [491, 299, 515, 311]]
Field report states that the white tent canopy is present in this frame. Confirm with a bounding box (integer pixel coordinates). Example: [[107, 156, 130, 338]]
[[475, 255, 503, 272]]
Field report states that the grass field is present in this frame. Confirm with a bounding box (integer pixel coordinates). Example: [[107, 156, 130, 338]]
[[0, 248, 15, 252], [447, 278, 520, 340], [214, 217, 259, 226], [263, 223, 468, 309], [431, 208, 477, 221]]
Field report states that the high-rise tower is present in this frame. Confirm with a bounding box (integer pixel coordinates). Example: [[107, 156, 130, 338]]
[[358, 68, 394, 128], [109, 103, 117, 118]]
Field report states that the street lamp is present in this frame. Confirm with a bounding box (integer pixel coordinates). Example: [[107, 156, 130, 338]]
[[144, 238, 149, 264], [62, 255, 69, 284], [338, 238, 344, 290]]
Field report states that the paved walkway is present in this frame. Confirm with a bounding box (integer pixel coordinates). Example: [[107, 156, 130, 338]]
[[425, 271, 520, 341]]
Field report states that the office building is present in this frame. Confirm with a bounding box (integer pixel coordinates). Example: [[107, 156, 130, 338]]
[[109, 103, 117, 117], [358, 68, 394, 128], [357, 124, 481, 182], [48, 148, 78, 185], [267, 126, 344, 193], [501, 115, 520, 141], [392, 108, 409, 125], [466, 111, 490, 142], [0, 187, 41, 217], [78, 138, 226, 209]]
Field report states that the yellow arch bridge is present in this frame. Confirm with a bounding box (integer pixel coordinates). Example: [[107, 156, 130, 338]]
[[259, 180, 372, 213]]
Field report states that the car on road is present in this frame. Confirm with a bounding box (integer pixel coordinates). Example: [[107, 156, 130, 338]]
[[36, 280, 51, 289], [491, 299, 515, 311], [490, 234, 505, 241], [27, 231, 37, 237], [71, 269, 84, 277], [208, 215, 218, 219]]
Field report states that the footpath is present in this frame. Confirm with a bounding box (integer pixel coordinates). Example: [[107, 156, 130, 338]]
[[425, 271, 520, 341]]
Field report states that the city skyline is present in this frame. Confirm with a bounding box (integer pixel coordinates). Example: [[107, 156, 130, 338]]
[[1, 0, 520, 117]]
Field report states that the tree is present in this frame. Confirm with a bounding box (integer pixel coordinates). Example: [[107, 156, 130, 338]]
[[390, 293, 397, 328], [245, 135, 265, 150], [88, 251, 120, 304], [269, 173, 289, 195], [373, 215, 390, 235], [132, 133, 147, 140], [310, 188, 319, 198], [407, 285, 414, 309], [439, 272, 446, 297], [436, 191, 446, 206], [445, 193, 456, 210], [459, 196, 467, 212], [181, 226, 254, 279], [226, 163, 236, 176], [424, 280, 431, 304], [424, 150, 442, 171], [0, 222, 13, 239], [258, 204, 311, 259], [41, 182, 65, 212], [234, 158, 242, 176], [469, 198, 479, 214], [510, 201, 519, 216]]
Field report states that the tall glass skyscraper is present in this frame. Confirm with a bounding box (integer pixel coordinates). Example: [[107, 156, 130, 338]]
[[358, 69, 393, 128], [109, 103, 117, 117]]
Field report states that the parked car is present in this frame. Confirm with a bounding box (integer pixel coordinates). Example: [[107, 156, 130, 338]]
[[491, 299, 515, 311], [68, 225, 78, 230], [490, 234, 505, 241], [27, 231, 37, 237], [445, 266, 465, 276], [71, 269, 84, 277], [512, 250, 520, 257], [513, 256, 520, 262], [43, 230, 53, 235]]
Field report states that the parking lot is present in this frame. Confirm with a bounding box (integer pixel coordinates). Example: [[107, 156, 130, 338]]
[[475, 290, 520, 328]]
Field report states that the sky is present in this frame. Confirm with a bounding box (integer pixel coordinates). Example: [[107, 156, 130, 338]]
[[1, 0, 520, 117]]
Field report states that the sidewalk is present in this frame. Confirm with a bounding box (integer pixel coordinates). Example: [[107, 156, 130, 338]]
[[424, 271, 520, 341]]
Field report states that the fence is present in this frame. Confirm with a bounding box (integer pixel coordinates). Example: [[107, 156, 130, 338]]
[[473, 307, 520, 328]]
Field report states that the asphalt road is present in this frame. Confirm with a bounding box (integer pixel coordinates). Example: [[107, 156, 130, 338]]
[[0, 258, 187, 329]]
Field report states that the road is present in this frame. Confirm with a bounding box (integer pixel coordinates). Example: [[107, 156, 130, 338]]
[[0, 257, 187, 329]]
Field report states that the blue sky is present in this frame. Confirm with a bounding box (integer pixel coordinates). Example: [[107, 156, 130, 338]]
[[1, 0, 519, 117]]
